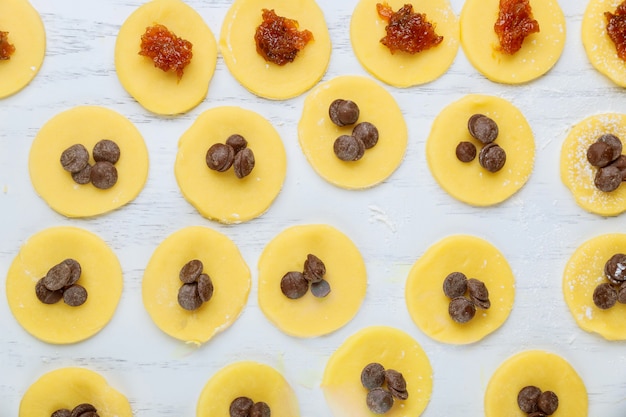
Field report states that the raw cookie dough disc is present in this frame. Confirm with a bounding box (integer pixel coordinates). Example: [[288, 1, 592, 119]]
[[0, 0, 45, 98], [485, 350, 588, 417], [582, 0, 626, 87], [29, 106, 149, 218], [20, 367, 133, 417], [115, 0, 217, 115], [175, 106, 286, 224], [258, 224, 367, 337], [350, 0, 459, 87], [460, 0, 566, 84], [405, 235, 515, 344], [142, 226, 251, 344], [197, 361, 299, 417], [563, 233, 626, 340], [426, 94, 535, 206], [6, 227, 123, 344], [560, 113, 626, 216], [298, 75, 407, 189], [219, 0, 331, 100], [322, 326, 433, 417]]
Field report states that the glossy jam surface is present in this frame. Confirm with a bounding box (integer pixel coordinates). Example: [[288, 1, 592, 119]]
[[254, 9, 313, 65], [0, 31, 15, 59], [494, 0, 540, 54], [377, 3, 443, 54], [139, 23, 193, 79]]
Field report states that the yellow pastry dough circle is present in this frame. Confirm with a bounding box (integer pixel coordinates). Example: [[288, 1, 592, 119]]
[[197, 361, 299, 417], [322, 326, 433, 417], [405, 235, 515, 344], [298, 75, 407, 189], [219, 0, 331, 100], [20, 367, 132, 417], [0, 0, 45, 98], [175, 106, 286, 224], [426, 94, 535, 206], [115, 0, 217, 115], [350, 0, 459, 87], [563, 233, 626, 340], [258, 224, 366, 338], [582, 0, 626, 87], [485, 350, 588, 417], [142, 226, 251, 344], [29, 106, 149, 218], [460, 0, 565, 84], [6, 227, 123, 344], [560, 113, 626, 216]]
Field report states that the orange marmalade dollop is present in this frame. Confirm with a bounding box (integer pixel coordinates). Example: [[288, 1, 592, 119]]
[[139, 24, 192, 79], [494, 0, 540, 55], [0, 31, 15, 60], [605, 1, 626, 61], [376, 3, 443, 54], [254, 9, 314, 66]]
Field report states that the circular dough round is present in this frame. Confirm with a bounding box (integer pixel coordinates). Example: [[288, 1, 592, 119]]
[[0, 0, 45, 98], [485, 350, 588, 417], [6, 226, 123, 344], [197, 361, 299, 417], [350, 0, 459, 87], [258, 224, 367, 338], [29, 106, 149, 218], [582, 0, 626, 87], [115, 0, 217, 115], [460, 0, 565, 84], [298, 75, 407, 189], [426, 94, 535, 206], [20, 367, 132, 417], [142, 226, 251, 344], [174, 106, 286, 224], [322, 326, 433, 417], [405, 234, 515, 344], [219, 0, 331, 100], [563, 233, 626, 340], [560, 113, 626, 216]]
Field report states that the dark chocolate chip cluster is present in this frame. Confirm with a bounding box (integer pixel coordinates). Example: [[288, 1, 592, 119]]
[[229, 396, 270, 417], [443, 272, 490, 323], [35, 258, 88, 307], [51, 402, 100, 417], [60, 139, 120, 189], [592, 253, 626, 309], [328, 99, 379, 162], [177, 259, 214, 311], [280, 253, 331, 299], [360, 362, 408, 414], [206, 134, 255, 179], [456, 114, 506, 173], [586, 133, 626, 192], [517, 385, 559, 416]]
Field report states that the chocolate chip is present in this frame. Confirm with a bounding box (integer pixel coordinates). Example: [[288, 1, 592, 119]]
[[51, 409, 72, 417], [92, 139, 120, 164], [479, 143, 506, 172], [71, 164, 92, 185], [90, 161, 118, 189], [229, 397, 254, 417], [43, 262, 72, 291], [361, 363, 386, 390], [594, 165, 622, 192], [598, 133, 623, 162], [76, 412, 98, 417], [593, 282, 617, 309], [587, 142, 614, 168], [303, 254, 326, 283], [443, 272, 467, 298], [329, 99, 360, 127], [467, 278, 490, 309], [517, 385, 541, 413], [60, 144, 89, 173], [197, 273, 214, 303], [70, 403, 97, 417], [385, 369, 408, 400], [226, 134, 248, 154], [280, 271, 308, 299], [537, 390, 558, 415], [63, 284, 88, 307], [618, 282, 626, 304], [448, 296, 476, 323], [456, 141, 477, 162], [178, 282, 203, 311], [249, 401, 271, 417], [311, 279, 331, 298], [180, 259, 203, 284], [35, 278, 63, 304], [334, 135, 365, 161], [206, 143, 235, 172], [366, 387, 394, 414], [608, 154, 626, 180], [233, 147, 255, 179], [468, 114, 498, 144], [63, 259, 82, 286], [605, 253, 626, 283], [352, 122, 379, 149]]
